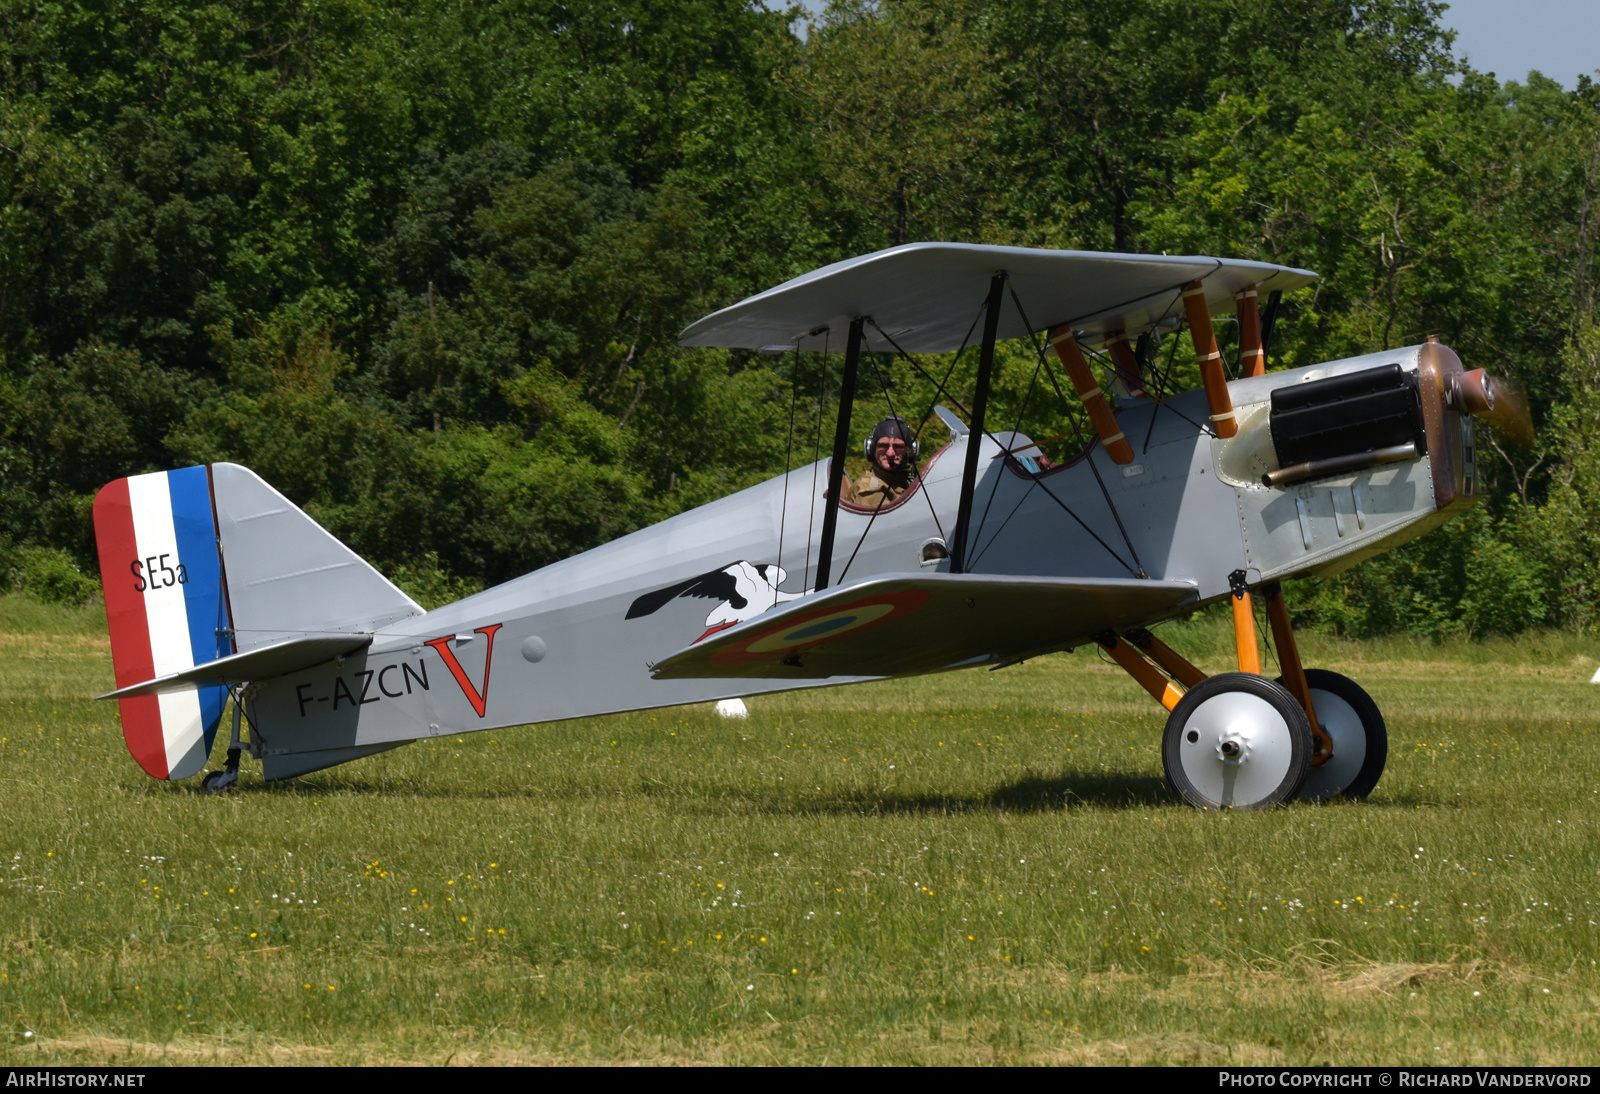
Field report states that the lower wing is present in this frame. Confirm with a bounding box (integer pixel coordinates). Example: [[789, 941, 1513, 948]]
[[649, 572, 1198, 680]]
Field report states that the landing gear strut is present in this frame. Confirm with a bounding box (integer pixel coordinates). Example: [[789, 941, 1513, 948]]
[[201, 760, 238, 794], [1262, 582, 1388, 800], [202, 688, 247, 794]]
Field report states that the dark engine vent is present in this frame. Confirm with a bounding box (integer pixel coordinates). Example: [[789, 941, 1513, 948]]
[[1269, 363, 1426, 468]]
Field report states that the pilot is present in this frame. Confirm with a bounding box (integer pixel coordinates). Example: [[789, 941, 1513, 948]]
[[848, 416, 917, 507]]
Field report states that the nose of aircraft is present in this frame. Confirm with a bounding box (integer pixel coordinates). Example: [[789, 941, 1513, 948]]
[[1479, 372, 1536, 447], [1452, 369, 1495, 414], [1449, 364, 1535, 447]]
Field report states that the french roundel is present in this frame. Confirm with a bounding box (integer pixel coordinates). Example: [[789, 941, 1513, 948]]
[[708, 589, 931, 668]]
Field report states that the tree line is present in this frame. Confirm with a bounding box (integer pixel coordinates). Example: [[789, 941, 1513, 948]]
[[2, 0, 1596, 635]]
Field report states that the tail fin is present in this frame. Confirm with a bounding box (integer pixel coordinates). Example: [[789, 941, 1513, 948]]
[[207, 463, 422, 652], [94, 466, 231, 780], [93, 463, 424, 780]]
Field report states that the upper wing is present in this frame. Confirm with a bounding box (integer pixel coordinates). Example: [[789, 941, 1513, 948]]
[[678, 243, 1316, 354], [648, 572, 1197, 680]]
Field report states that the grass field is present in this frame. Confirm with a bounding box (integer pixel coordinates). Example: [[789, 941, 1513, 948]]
[[2, 593, 1599, 1066]]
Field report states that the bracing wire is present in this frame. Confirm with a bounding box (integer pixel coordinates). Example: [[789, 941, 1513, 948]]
[[872, 310, 1139, 579], [1017, 357, 1141, 576], [803, 330, 830, 587], [1141, 318, 1185, 453], [1138, 291, 1215, 450], [774, 340, 801, 609], [1033, 351, 1147, 577], [867, 312, 981, 546], [1013, 471, 1141, 578], [1259, 593, 1280, 676], [969, 314, 1047, 566], [1006, 282, 1149, 578], [863, 349, 943, 543], [967, 481, 1039, 569], [836, 489, 888, 585], [868, 316, 977, 427], [867, 316, 983, 543], [833, 346, 945, 584]]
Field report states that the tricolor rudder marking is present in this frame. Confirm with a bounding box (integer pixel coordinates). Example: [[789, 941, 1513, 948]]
[[93, 466, 232, 780]]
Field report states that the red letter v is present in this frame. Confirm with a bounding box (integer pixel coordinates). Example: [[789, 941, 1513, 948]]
[[423, 624, 503, 718]]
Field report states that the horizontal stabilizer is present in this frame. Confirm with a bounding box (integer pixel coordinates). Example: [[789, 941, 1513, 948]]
[[650, 572, 1197, 680], [97, 633, 373, 700]]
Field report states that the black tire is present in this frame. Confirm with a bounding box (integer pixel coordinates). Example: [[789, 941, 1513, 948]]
[[1163, 673, 1312, 810], [1286, 669, 1387, 801], [201, 770, 236, 794]]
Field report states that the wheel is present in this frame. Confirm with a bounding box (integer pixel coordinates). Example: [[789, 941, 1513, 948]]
[[1286, 669, 1388, 802], [201, 769, 238, 794], [1163, 673, 1312, 810]]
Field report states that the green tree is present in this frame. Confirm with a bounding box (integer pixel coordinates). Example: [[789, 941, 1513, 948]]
[[168, 307, 424, 567], [5, 341, 201, 561], [1528, 323, 1600, 628], [783, 0, 1005, 248]]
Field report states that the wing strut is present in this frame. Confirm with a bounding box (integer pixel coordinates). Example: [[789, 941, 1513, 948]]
[[950, 273, 1007, 573], [1260, 289, 1283, 367], [1046, 327, 1135, 464], [1006, 284, 1149, 579], [813, 317, 864, 590], [1236, 285, 1265, 377], [1105, 335, 1147, 397], [1182, 280, 1239, 438]]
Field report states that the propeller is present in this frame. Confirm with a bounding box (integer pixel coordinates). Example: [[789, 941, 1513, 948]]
[[1453, 368, 1536, 447], [1483, 374, 1536, 447]]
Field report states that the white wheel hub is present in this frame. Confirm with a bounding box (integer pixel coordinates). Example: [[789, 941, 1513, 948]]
[[1215, 728, 1252, 764], [1176, 691, 1296, 807], [1298, 687, 1368, 801]]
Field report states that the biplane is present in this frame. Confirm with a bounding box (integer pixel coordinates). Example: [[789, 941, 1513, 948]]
[[90, 243, 1532, 808]]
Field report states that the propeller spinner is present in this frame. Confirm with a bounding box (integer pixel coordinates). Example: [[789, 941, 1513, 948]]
[[1449, 366, 1535, 446]]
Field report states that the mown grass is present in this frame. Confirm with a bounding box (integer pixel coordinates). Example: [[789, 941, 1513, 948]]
[[2, 593, 1598, 1065]]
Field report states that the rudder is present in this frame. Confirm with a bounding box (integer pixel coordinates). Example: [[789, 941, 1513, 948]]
[[93, 466, 232, 780]]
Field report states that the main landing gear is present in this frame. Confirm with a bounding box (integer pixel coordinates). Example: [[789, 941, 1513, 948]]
[[1290, 668, 1387, 802], [1163, 673, 1311, 810], [1100, 574, 1388, 809]]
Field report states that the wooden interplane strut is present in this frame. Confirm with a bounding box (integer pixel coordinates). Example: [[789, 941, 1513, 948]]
[[1048, 326, 1135, 465], [1183, 280, 1238, 438], [1237, 285, 1265, 378]]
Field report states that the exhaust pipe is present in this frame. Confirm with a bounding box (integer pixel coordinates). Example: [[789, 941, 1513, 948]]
[[1263, 442, 1418, 488]]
